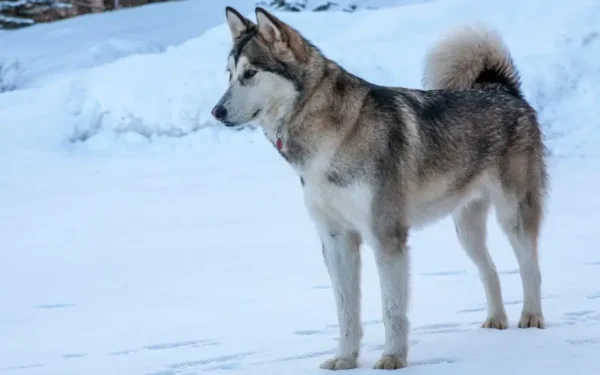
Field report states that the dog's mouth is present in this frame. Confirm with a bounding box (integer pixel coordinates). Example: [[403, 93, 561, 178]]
[[222, 109, 260, 128]]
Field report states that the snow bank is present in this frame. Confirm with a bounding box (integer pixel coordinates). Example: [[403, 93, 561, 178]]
[[0, 0, 599, 157], [0, 0, 259, 87], [0, 0, 423, 87]]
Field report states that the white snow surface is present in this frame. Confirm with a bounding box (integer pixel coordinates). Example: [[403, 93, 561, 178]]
[[0, 0, 259, 87], [2, 0, 600, 374], [3, 144, 600, 375]]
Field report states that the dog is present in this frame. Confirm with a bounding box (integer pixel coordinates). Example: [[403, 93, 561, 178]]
[[212, 6, 547, 370]]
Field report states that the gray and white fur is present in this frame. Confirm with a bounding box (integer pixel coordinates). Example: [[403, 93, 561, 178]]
[[213, 7, 547, 370]]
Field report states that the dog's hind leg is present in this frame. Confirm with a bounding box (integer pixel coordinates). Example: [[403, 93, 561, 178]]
[[492, 149, 546, 329], [495, 187, 545, 329], [453, 198, 508, 329], [318, 226, 363, 370]]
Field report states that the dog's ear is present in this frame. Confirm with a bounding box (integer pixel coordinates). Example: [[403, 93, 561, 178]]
[[255, 7, 284, 44], [255, 7, 309, 62], [225, 7, 254, 41]]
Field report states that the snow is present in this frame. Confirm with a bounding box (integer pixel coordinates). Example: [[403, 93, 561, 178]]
[[1, 0, 600, 156], [0, 0, 258, 87], [1, 0, 600, 373], [3, 145, 600, 375]]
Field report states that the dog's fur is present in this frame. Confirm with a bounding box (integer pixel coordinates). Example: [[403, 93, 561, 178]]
[[213, 7, 547, 370]]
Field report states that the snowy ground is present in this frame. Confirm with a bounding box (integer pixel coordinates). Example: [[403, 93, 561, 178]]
[[3, 143, 600, 375], [2, 0, 600, 373]]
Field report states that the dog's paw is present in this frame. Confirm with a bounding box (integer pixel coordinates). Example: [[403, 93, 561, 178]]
[[518, 313, 545, 328], [373, 355, 408, 370], [482, 315, 508, 330], [320, 357, 357, 370]]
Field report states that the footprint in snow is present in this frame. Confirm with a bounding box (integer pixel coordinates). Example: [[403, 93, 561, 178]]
[[499, 269, 520, 275], [309, 285, 330, 290], [0, 364, 45, 372], [583, 261, 600, 266], [268, 349, 336, 363], [587, 292, 600, 300], [62, 353, 86, 359], [560, 310, 600, 326], [144, 340, 218, 350], [414, 322, 473, 335], [457, 306, 486, 314], [147, 352, 257, 375], [567, 338, 600, 345], [36, 303, 75, 309], [421, 270, 467, 277], [410, 357, 461, 366], [110, 339, 219, 356], [294, 329, 325, 336], [109, 349, 138, 356], [564, 310, 596, 317]]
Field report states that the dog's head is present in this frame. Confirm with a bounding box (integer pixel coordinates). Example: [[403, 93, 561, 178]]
[[211, 7, 317, 129]]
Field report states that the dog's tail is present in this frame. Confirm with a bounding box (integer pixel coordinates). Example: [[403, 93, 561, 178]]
[[422, 25, 522, 98]]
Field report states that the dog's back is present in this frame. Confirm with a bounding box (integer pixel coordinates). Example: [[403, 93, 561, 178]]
[[388, 26, 548, 228]]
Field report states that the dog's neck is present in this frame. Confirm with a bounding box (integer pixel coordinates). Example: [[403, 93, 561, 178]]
[[260, 117, 306, 166], [260, 58, 353, 170]]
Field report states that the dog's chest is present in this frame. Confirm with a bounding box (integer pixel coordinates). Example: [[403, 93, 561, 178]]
[[299, 156, 372, 233]]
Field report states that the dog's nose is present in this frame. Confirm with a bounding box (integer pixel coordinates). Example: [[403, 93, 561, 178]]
[[211, 105, 227, 121]]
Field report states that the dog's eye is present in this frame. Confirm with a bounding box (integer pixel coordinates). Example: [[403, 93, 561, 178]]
[[243, 69, 257, 79]]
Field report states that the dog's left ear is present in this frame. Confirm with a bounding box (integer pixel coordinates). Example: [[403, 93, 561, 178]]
[[255, 7, 309, 62]]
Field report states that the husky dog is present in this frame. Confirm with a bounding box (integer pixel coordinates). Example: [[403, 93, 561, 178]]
[[213, 6, 547, 370]]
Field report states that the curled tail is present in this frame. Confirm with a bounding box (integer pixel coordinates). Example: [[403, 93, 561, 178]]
[[422, 25, 522, 98]]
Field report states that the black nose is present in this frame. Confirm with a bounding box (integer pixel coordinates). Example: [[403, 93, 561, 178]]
[[212, 105, 227, 121]]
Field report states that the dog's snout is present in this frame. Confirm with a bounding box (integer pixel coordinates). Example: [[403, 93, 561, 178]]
[[212, 105, 228, 121]]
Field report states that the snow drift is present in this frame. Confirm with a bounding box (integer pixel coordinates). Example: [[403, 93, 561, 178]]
[[0, 0, 599, 157]]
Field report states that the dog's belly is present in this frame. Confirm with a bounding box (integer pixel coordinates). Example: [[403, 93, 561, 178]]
[[407, 195, 474, 228], [302, 179, 373, 236], [302, 170, 490, 237], [406, 175, 489, 228]]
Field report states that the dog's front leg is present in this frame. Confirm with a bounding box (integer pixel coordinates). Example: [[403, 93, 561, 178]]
[[371, 224, 410, 370], [317, 225, 362, 370]]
